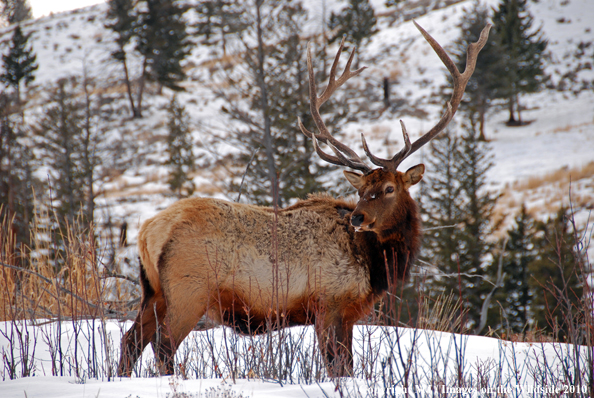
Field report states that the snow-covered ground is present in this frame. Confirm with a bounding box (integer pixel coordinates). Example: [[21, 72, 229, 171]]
[[1, 320, 590, 397]]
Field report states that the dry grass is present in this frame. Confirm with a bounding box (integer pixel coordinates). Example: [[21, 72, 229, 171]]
[[494, 161, 594, 235], [416, 292, 469, 333], [549, 120, 594, 134], [503, 329, 556, 344], [0, 203, 136, 322], [514, 161, 594, 192]]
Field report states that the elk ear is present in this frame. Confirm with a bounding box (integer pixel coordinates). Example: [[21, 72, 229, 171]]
[[404, 164, 425, 188], [343, 170, 365, 190]]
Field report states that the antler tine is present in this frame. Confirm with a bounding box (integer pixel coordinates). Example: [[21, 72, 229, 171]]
[[362, 120, 412, 169], [301, 38, 371, 173], [299, 117, 371, 173], [317, 37, 363, 106], [405, 22, 491, 155], [362, 22, 491, 172]]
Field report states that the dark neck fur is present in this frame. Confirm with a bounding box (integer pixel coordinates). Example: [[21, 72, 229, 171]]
[[356, 203, 421, 296]]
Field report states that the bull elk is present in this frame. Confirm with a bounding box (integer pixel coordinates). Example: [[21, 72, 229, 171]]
[[118, 22, 491, 377]]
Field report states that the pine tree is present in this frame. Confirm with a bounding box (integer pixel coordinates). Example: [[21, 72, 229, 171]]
[[135, 0, 191, 113], [165, 96, 195, 198], [450, 0, 508, 140], [419, 131, 464, 283], [458, 122, 498, 330], [420, 121, 497, 331], [270, 33, 331, 202], [194, 0, 247, 56], [34, 79, 88, 228], [0, 0, 32, 24], [0, 93, 40, 259], [328, 0, 378, 66], [105, 0, 140, 117], [492, 0, 547, 125], [79, 73, 105, 226], [488, 204, 536, 334], [237, 10, 334, 205], [528, 207, 584, 339], [1, 24, 38, 109]]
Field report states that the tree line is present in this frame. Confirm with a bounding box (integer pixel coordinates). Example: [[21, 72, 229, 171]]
[[1, 0, 586, 341]]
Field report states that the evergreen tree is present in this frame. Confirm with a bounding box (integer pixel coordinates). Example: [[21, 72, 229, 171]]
[[1, 24, 38, 108], [420, 121, 497, 330], [450, 0, 508, 140], [488, 204, 536, 334], [105, 0, 140, 117], [458, 122, 498, 330], [419, 131, 464, 284], [457, 121, 498, 270], [165, 96, 195, 198], [135, 0, 191, 113], [194, 0, 247, 56], [239, 8, 334, 205], [79, 73, 106, 226], [528, 207, 584, 339], [327, 0, 378, 66], [492, 0, 547, 125], [0, 93, 40, 261], [0, 0, 32, 24], [34, 79, 89, 228]]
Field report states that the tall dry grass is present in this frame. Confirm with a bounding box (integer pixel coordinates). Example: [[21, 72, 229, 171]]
[[0, 202, 136, 322]]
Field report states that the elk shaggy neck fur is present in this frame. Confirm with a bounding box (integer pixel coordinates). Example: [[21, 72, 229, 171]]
[[289, 193, 421, 296]]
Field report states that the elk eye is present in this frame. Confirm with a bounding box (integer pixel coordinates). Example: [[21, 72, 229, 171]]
[[385, 186, 395, 194]]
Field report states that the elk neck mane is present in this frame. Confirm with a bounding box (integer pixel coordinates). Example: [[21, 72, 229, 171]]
[[288, 193, 421, 297], [357, 193, 421, 296]]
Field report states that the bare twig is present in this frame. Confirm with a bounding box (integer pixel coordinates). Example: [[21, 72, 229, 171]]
[[475, 239, 507, 334]]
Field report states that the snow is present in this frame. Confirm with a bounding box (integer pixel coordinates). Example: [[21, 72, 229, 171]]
[[2, 375, 337, 398], [1, 320, 590, 397]]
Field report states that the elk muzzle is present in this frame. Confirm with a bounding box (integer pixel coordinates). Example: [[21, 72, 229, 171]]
[[350, 211, 375, 232]]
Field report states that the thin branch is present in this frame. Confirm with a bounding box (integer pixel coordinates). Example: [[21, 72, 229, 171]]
[[236, 150, 257, 202], [101, 270, 138, 285], [422, 224, 458, 232], [475, 239, 507, 334], [415, 259, 500, 286]]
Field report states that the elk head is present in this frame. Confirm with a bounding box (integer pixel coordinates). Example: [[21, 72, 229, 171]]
[[298, 22, 491, 234]]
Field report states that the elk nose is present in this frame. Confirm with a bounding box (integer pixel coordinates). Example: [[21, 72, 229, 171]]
[[351, 214, 364, 227]]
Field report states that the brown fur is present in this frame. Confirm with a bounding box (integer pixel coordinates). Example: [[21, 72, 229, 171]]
[[118, 166, 423, 377]]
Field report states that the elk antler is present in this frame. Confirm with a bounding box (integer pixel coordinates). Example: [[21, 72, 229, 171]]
[[362, 21, 492, 172], [299, 22, 492, 174], [298, 37, 372, 173]]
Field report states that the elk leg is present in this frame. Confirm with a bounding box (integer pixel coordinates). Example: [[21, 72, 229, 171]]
[[154, 280, 210, 375], [118, 291, 167, 377], [150, 322, 176, 376], [335, 320, 354, 376], [316, 315, 355, 377]]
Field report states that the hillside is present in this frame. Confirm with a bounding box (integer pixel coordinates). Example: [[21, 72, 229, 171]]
[[0, 0, 592, 261]]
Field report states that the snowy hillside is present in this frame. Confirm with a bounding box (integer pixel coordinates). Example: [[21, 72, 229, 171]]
[[0, 0, 592, 251]]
